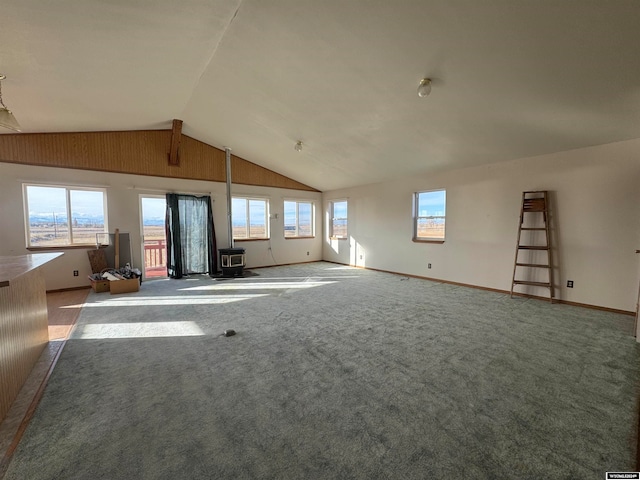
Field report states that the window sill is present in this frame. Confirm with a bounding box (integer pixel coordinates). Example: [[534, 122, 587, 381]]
[[412, 238, 445, 244], [233, 238, 270, 242], [284, 236, 315, 240], [27, 245, 101, 251], [329, 236, 348, 240]]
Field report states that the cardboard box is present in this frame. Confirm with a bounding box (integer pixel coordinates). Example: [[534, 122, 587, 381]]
[[109, 277, 140, 295], [89, 276, 110, 293]]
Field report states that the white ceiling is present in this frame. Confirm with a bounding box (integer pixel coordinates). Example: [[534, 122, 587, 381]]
[[2, 0, 640, 191]]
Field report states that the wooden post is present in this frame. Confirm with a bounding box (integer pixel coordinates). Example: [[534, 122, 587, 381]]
[[114, 228, 120, 269], [168, 119, 183, 166]]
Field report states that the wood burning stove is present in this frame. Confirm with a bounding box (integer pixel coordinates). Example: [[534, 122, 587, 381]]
[[219, 248, 246, 277]]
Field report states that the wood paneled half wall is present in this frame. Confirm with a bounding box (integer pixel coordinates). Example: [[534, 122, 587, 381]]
[[0, 129, 318, 192], [0, 253, 61, 423]]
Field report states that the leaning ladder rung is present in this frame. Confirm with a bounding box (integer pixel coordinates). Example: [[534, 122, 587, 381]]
[[520, 227, 546, 231], [517, 246, 549, 250], [515, 263, 550, 268], [522, 198, 547, 212], [513, 281, 552, 287]]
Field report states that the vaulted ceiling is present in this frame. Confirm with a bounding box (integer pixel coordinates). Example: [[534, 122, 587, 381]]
[[2, 1, 640, 191]]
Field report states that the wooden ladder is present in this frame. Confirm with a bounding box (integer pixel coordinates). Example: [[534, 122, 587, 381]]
[[510, 191, 554, 302]]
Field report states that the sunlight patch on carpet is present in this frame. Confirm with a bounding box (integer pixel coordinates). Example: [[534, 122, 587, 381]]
[[81, 294, 269, 307], [180, 281, 337, 291], [76, 321, 205, 339]]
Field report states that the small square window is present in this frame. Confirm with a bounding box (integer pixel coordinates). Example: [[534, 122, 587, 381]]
[[232, 197, 269, 239], [284, 200, 314, 238]]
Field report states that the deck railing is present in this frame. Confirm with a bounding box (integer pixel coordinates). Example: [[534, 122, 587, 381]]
[[144, 240, 166, 270]]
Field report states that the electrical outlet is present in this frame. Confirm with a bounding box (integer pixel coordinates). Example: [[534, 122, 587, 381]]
[[428, 263, 431, 269], [73, 270, 79, 276], [567, 280, 574, 288], [307, 251, 310, 256]]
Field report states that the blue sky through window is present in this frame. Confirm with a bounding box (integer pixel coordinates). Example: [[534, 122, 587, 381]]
[[141, 197, 166, 226], [332, 201, 347, 218], [284, 201, 313, 236], [418, 190, 445, 217], [27, 186, 105, 225]]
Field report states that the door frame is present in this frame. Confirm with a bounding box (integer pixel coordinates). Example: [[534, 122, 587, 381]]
[[139, 194, 168, 280]]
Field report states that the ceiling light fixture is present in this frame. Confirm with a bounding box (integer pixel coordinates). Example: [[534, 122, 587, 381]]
[[417, 78, 432, 98], [294, 141, 303, 152], [0, 74, 21, 132]]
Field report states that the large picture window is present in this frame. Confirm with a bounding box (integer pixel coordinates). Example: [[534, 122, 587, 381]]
[[330, 200, 348, 239], [232, 197, 269, 239], [414, 189, 446, 241], [284, 200, 314, 238], [24, 184, 108, 247]]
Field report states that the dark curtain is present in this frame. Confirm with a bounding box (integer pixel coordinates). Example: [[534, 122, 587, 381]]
[[165, 193, 217, 279]]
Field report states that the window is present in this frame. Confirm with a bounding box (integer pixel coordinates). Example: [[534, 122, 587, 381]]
[[414, 189, 446, 241], [232, 197, 269, 239], [284, 200, 314, 238], [330, 200, 348, 239], [24, 184, 108, 247]]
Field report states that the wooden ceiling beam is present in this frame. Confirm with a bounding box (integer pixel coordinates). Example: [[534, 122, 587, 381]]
[[168, 119, 183, 166]]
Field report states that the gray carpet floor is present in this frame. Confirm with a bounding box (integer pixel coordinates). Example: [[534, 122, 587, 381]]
[[4, 262, 639, 479]]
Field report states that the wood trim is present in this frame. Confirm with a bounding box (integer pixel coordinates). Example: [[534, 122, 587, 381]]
[[549, 298, 634, 316], [168, 119, 183, 166], [27, 245, 98, 252], [46, 286, 91, 294], [412, 238, 445, 244], [233, 238, 270, 242], [284, 236, 316, 240], [0, 130, 319, 192]]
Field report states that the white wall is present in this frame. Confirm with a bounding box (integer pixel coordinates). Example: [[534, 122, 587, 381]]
[[0, 163, 322, 290], [323, 138, 640, 312], [3, 138, 639, 311]]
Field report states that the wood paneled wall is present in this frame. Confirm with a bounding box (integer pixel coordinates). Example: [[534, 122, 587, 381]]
[[0, 130, 318, 192], [0, 268, 48, 423]]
